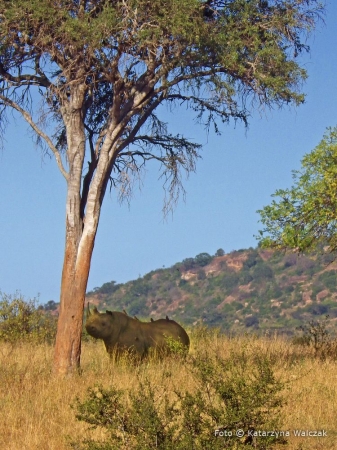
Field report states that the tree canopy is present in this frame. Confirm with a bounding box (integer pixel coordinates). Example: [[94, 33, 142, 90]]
[[258, 126, 337, 254], [0, 0, 323, 211]]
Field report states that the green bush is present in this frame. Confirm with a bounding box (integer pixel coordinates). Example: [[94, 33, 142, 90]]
[[181, 257, 196, 271], [283, 254, 297, 268], [0, 292, 57, 344], [194, 252, 213, 267], [251, 264, 274, 281], [72, 350, 286, 450], [244, 315, 259, 328], [318, 270, 337, 291], [283, 285, 294, 294], [266, 285, 283, 300], [311, 281, 325, 299], [304, 303, 329, 316], [220, 273, 240, 291], [163, 335, 189, 357], [240, 272, 253, 284]]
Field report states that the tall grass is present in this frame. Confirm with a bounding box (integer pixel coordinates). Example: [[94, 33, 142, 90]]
[[1, 332, 337, 449]]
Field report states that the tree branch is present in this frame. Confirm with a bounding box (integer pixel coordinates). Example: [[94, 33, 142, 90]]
[[0, 95, 68, 180], [81, 125, 98, 219], [0, 63, 51, 88]]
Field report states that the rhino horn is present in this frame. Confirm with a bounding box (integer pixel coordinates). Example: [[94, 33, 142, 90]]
[[93, 306, 99, 314], [150, 318, 154, 322], [86, 303, 91, 318]]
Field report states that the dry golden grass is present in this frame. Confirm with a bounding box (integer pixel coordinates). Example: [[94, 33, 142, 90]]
[[1, 333, 337, 449]]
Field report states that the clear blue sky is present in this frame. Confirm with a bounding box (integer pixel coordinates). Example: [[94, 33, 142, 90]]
[[1, 2, 337, 304]]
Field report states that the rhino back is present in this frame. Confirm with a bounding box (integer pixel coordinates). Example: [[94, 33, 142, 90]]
[[140, 320, 190, 348]]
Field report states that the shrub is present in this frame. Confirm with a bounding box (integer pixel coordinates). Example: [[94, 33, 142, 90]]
[[0, 292, 57, 344], [294, 256, 316, 275], [305, 303, 329, 316], [292, 316, 337, 360], [283, 285, 294, 294], [266, 285, 283, 300], [178, 279, 188, 288], [283, 254, 297, 268], [318, 270, 337, 291], [321, 252, 335, 264], [194, 252, 213, 267], [164, 335, 189, 357], [202, 310, 224, 327], [72, 349, 286, 449], [181, 257, 196, 271], [220, 273, 240, 291], [240, 272, 253, 284], [197, 269, 206, 280], [252, 264, 274, 281], [291, 310, 303, 321], [242, 251, 260, 269], [244, 315, 259, 328]]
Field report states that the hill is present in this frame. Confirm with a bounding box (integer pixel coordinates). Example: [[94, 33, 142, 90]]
[[86, 245, 337, 335]]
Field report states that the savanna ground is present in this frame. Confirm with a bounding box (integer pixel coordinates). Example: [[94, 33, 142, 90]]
[[1, 330, 337, 450]]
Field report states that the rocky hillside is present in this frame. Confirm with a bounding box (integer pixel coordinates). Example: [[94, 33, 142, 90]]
[[86, 246, 337, 335]]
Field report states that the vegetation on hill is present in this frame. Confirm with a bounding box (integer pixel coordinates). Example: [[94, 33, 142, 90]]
[[87, 245, 337, 334]]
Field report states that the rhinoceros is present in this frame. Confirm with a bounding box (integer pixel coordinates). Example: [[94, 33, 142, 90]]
[[85, 304, 190, 358]]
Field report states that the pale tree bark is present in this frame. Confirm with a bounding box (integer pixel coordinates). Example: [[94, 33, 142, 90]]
[[53, 84, 119, 374], [53, 85, 96, 375], [53, 153, 114, 374]]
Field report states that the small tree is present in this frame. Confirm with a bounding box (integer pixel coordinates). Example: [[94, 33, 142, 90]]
[[0, 0, 323, 374], [258, 126, 337, 253], [195, 252, 213, 267]]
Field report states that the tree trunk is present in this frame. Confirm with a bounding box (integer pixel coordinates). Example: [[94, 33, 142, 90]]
[[53, 88, 97, 375], [53, 225, 97, 375], [52, 83, 117, 375], [52, 142, 111, 375]]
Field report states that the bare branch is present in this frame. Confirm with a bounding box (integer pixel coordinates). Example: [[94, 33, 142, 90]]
[[0, 63, 50, 88], [81, 125, 98, 218], [0, 95, 68, 180]]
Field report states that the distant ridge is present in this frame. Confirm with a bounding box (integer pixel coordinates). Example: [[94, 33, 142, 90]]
[[86, 245, 337, 334]]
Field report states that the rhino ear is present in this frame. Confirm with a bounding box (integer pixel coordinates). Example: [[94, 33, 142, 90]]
[[93, 307, 99, 314], [106, 310, 113, 316]]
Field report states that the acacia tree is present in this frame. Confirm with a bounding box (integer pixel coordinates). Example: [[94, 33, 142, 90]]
[[258, 126, 337, 253], [0, 0, 323, 375]]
